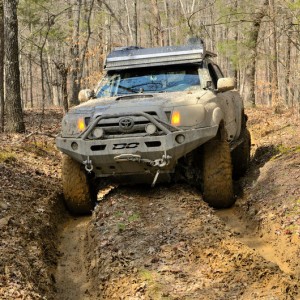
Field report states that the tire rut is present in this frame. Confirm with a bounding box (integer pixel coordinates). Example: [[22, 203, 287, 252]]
[[216, 207, 293, 275], [55, 185, 117, 299], [55, 216, 95, 300]]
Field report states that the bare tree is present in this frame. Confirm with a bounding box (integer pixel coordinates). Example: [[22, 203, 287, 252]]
[[133, 0, 138, 45], [99, 0, 127, 37], [151, 0, 163, 46], [4, 0, 25, 133], [269, 0, 279, 109], [0, 0, 4, 132], [69, 0, 95, 107], [242, 1, 268, 107], [69, 0, 82, 107], [124, 0, 133, 43]]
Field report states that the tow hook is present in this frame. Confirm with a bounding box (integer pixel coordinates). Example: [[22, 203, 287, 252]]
[[151, 151, 171, 187], [83, 156, 93, 173], [153, 152, 171, 168]]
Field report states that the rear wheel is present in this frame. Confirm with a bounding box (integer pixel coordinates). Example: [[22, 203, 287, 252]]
[[203, 139, 235, 208], [231, 128, 251, 179], [61, 155, 95, 215]]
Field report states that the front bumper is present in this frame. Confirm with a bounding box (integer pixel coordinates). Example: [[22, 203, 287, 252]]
[[56, 112, 218, 178]]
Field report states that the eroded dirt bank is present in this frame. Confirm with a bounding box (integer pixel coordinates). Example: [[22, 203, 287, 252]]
[[0, 109, 66, 299]]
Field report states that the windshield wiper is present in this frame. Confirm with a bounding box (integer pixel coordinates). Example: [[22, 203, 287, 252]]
[[118, 85, 139, 94]]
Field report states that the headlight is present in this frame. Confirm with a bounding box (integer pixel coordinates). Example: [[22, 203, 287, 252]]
[[170, 105, 206, 127], [61, 114, 91, 137]]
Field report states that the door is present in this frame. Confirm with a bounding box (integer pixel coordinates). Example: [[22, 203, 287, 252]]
[[207, 63, 240, 141]]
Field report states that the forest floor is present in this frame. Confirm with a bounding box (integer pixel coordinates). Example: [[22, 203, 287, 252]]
[[0, 106, 300, 299]]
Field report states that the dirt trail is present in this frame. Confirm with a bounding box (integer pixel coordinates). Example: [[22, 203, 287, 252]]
[[55, 217, 96, 300], [52, 108, 300, 299], [2, 107, 299, 299]]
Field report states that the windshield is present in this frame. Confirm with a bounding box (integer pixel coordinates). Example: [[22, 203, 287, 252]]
[[95, 65, 202, 98]]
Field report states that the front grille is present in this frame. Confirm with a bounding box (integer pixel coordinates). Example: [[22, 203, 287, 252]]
[[92, 112, 163, 139]]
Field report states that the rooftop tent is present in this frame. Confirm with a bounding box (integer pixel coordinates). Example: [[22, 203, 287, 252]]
[[104, 39, 216, 71]]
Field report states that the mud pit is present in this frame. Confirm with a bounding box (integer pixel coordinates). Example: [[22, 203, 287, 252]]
[[1, 107, 300, 299]]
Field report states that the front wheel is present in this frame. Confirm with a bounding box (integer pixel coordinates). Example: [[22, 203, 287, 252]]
[[61, 155, 95, 215], [202, 139, 235, 208]]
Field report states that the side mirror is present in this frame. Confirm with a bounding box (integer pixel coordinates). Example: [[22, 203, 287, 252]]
[[78, 89, 95, 103], [217, 78, 235, 92]]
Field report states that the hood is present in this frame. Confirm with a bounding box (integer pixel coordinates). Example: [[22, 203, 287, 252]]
[[70, 89, 211, 115]]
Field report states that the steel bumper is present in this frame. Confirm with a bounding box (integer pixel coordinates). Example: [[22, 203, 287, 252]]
[[56, 124, 218, 177]]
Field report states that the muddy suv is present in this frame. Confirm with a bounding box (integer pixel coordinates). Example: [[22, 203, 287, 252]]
[[56, 39, 250, 214]]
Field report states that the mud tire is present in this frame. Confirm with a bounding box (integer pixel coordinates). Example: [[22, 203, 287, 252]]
[[62, 155, 95, 215], [231, 129, 251, 179], [203, 139, 234, 208]]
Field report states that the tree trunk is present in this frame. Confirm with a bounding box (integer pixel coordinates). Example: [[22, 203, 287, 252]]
[[133, 0, 138, 45], [45, 61, 53, 106], [242, 1, 267, 107], [19, 53, 27, 108], [61, 67, 68, 114], [151, 0, 163, 46], [163, 0, 171, 46], [55, 62, 69, 114], [45, 43, 54, 106], [78, 0, 94, 87], [0, 0, 4, 132], [233, 0, 238, 87], [269, 0, 279, 110], [286, 26, 293, 107], [69, 0, 82, 107], [4, 0, 25, 133], [124, 0, 133, 43]]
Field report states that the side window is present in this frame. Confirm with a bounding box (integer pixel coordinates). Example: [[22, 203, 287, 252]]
[[213, 64, 224, 78]]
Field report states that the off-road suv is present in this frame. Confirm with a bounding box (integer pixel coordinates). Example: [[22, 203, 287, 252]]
[[56, 39, 251, 214]]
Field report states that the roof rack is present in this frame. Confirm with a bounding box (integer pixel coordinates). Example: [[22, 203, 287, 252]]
[[104, 39, 216, 71]]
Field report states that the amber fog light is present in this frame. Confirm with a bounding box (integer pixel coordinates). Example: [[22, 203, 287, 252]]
[[77, 117, 85, 131], [145, 124, 157, 135], [175, 134, 185, 144], [71, 142, 78, 150], [171, 111, 181, 126]]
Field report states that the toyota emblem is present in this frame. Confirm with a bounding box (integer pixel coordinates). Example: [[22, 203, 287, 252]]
[[119, 117, 134, 131]]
